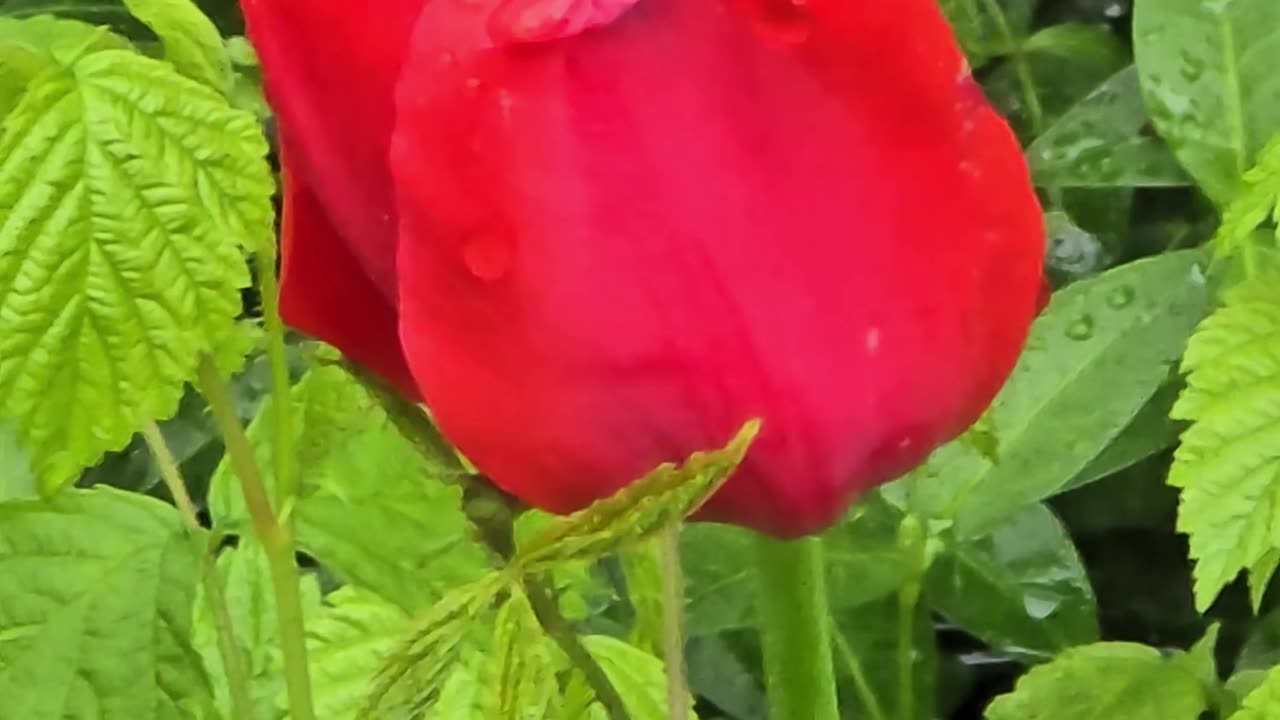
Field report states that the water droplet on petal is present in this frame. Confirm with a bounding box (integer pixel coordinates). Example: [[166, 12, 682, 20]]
[[1106, 285, 1136, 309], [461, 228, 516, 281], [1065, 314, 1095, 341]]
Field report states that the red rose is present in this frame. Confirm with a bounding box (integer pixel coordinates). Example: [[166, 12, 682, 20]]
[[244, 0, 1044, 537]]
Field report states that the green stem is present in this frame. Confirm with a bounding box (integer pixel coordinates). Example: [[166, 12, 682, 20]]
[[141, 421, 255, 720], [897, 578, 922, 720], [834, 627, 888, 720], [754, 535, 840, 720], [659, 525, 689, 720], [197, 356, 316, 720], [977, 0, 1043, 135], [254, 248, 297, 512]]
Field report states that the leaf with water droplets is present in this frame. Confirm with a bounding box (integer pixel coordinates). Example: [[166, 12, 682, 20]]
[[1028, 66, 1189, 188], [1133, 0, 1280, 204], [909, 251, 1210, 537]]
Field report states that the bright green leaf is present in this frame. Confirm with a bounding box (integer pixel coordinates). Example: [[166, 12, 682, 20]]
[[0, 47, 272, 491], [487, 589, 556, 720], [985, 642, 1209, 720], [0, 487, 215, 718], [1133, 0, 1280, 204], [1229, 664, 1280, 720], [578, 635, 697, 720], [121, 0, 229, 92], [306, 586, 411, 720], [1169, 276, 1280, 610]]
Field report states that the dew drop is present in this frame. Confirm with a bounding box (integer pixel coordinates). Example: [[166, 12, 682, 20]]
[[1064, 314, 1095, 341], [461, 228, 516, 281], [1106, 285, 1136, 309]]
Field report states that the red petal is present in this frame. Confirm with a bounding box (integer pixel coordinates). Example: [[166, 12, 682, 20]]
[[242, 0, 425, 295], [392, 0, 1044, 535], [278, 160, 420, 399]]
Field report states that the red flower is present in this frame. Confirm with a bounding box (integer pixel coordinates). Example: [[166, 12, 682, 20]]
[[244, 0, 1045, 537]]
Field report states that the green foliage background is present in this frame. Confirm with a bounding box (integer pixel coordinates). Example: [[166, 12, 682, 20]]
[[2, 0, 1280, 718]]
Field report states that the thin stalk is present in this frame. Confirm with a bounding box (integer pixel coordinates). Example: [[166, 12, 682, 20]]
[[897, 578, 923, 720], [254, 247, 297, 511], [141, 421, 255, 720], [659, 525, 689, 720], [977, 0, 1043, 134], [834, 627, 888, 720], [197, 356, 316, 720], [753, 535, 840, 720]]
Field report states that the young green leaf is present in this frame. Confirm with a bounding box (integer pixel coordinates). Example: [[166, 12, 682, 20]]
[[362, 574, 508, 718], [0, 45, 272, 492], [1227, 664, 1280, 720], [985, 642, 1209, 720], [488, 588, 557, 720], [1169, 276, 1280, 611], [515, 420, 759, 571], [121, 0, 230, 92], [0, 487, 216, 718], [1133, 0, 1280, 204]]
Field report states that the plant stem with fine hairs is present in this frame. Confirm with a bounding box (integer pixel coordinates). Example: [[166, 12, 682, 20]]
[[197, 356, 316, 720], [754, 535, 841, 720], [142, 421, 256, 720]]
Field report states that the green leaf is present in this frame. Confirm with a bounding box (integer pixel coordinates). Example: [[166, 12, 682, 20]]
[[487, 589, 556, 720], [0, 487, 215, 718], [577, 635, 698, 720], [1211, 132, 1280, 263], [191, 539, 319, 720], [927, 503, 1098, 661], [0, 46, 272, 492], [984, 642, 1209, 720], [306, 586, 411, 720], [1133, 0, 1280, 204], [0, 421, 34, 500], [1169, 275, 1280, 610], [1228, 664, 1280, 720], [834, 590, 937, 720], [682, 492, 907, 636], [1065, 379, 1184, 491], [1028, 66, 1189, 188], [121, 0, 230, 92], [619, 541, 665, 657], [515, 420, 759, 571], [0, 15, 128, 116], [209, 365, 489, 611], [911, 250, 1209, 537], [363, 575, 508, 719], [937, 0, 1039, 65]]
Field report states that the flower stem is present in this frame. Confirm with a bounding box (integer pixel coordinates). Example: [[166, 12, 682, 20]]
[[753, 535, 840, 720], [197, 356, 316, 720], [254, 248, 298, 511], [834, 626, 888, 720], [659, 524, 690, 720], [141, 421, 255, 720], [897, 578, 922, 720]]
